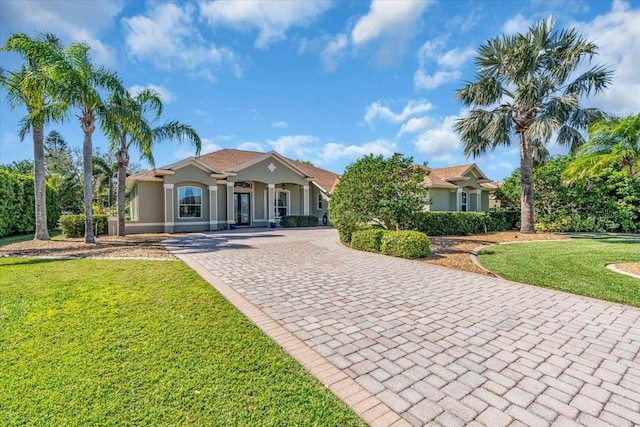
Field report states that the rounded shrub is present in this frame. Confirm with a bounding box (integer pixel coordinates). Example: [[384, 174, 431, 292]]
[[380, 230, 430, 259], [350, 228, 388, 253]]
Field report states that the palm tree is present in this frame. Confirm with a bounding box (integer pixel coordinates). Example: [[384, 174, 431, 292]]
[[51, 42, 122, 243], [102, 88, 201, 236], [454, 18, 612, 232], [0, 33, 66, 240], [92, 155, 117, 211], [564, 113, 640, 182]]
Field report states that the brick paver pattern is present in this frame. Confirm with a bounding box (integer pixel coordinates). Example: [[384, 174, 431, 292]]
[[166, 228, 640, 427]]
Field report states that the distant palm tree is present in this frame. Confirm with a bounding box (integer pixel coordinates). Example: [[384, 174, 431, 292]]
[[0, 33, 66, 240], [455, 18, 612, 232], [102, 88, 201, 236], [51, 42, 123, 243], [564, 113, 640, 182], [92, 156, 117, 210]]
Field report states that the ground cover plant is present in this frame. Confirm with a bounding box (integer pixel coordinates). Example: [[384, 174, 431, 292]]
[[477, 236, 640, 307], [0, 258, 365, 426]]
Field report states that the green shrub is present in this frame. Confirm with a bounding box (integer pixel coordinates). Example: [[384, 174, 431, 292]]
[[380, 230, 430, 259], [407, 211, 518, 236], [60, 214, 108, 237], [351, 228, 388, 253], [279, 215, 319, 228], [0, 169, 60, 238]]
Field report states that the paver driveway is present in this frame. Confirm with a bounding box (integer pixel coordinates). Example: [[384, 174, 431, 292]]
[[166, 228, 640, 427]]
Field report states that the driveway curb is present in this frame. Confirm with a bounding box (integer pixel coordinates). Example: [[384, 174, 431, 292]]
[[172, 249, 410, 427]]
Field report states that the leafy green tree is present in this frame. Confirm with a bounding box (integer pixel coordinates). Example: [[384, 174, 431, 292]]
[[330, 153, 428, 242], [92, 151, 117, 211], [564, 113, 640, 182], [51, 42, 123, 243], [43, 130, 83, 214], [454, 18, 612, 233], [101, 88, 201, 236], [0, 33, 66, 240], [1, 159, 34, 175]]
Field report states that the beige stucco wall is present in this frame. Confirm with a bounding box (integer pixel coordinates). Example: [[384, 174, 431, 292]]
[[164, 165, 213, 185], [133, 181, 164, 223], [428, 189, 453, 211], [233, 157, 308, 185]]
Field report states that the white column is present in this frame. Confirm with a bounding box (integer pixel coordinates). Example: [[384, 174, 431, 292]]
[[163, 183, 174, 233], [303, 185, 310, 216], [226, 182, 234, 225], [456, 188, 462, 212], [476, 190, 482, 212], [268, 184, 275, 223], [209, 185, 218, 230]]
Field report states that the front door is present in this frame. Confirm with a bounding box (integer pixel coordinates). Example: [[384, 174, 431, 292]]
[[234, 193, 251, 225]]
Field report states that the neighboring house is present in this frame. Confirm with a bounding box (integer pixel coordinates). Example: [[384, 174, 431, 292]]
[[126, 149, 338, 233], [423, 164, 495, 212]]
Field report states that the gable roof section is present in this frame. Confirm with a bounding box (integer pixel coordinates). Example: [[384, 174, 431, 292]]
[[423, 163, 491, 189], [129, 148, 340, 195]]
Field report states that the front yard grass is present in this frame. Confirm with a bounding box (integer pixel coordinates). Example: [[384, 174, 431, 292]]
[[477, 236, 640, 307], [0, 258, 365, 427]]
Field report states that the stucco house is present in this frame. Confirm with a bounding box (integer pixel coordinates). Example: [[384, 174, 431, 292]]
[[125, 149, 339, 233], [125, 149, 496, 234], [423, 164, 495, 212]]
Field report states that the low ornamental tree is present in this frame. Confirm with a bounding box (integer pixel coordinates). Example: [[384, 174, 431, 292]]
[[329, 153, 428, 242]]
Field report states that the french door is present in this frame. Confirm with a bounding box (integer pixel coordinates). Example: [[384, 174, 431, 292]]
[[234, 193, 251, 225]]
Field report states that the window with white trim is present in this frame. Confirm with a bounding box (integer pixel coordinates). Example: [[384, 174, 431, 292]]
[[178, 186, 202, 218], [461, 191, 468, 212], [317, 194, 324, 210], [276, 190, 289, 218]]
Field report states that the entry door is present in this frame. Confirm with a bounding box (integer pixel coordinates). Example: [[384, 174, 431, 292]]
[[234, 193, 251, 225]]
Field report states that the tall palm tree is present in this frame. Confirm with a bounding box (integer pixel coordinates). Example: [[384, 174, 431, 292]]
[[564, 113, 640, 182], [92, 155, 117, 210], [454, 18, 612, 233], [102, 88, 201, 236], [0, 33, 65, 240], [51, 42, 122, 243]]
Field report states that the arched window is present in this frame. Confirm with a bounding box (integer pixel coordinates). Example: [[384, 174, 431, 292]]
[[178, 186, 202, 218]]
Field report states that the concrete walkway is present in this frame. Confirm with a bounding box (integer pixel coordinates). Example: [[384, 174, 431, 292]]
[[166, 228, 640, 427]]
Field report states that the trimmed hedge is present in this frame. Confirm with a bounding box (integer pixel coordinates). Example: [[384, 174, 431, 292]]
[[380, 230, 430, 259], [279, 215, 319, 228], [60, 214, 108, 237], [351, 228, 387, 253], [0, 170, 60, 237], [407, 211, 519, 236]]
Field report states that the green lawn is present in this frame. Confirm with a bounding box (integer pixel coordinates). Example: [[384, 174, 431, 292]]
[[478, 236, 640, 307], [0, 258, 366, 427], [0, 230, 62, 246]]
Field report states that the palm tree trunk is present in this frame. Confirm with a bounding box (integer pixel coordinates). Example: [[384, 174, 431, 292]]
[[519, 132, 536, 233], [33, 124, 50, 240], [116, 137, 128, 237], [82, 128, 95, 243]]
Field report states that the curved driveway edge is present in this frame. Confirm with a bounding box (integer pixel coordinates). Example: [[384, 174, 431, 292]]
[[166, 228, 640, 427]]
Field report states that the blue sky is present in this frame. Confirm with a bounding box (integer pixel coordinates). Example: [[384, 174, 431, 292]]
[[0, 0, 638, 181]]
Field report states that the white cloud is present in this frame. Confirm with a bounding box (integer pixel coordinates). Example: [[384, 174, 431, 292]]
[[365, 99, 434, 125], [271, 121, 288, 129], [351, 0, 432, 46], [438, 47, 476, 69], [503, 13, 533, 34], [320, 139, 397, 163], [414, 69, 461, 90], [129, 84, 176, 103], [414, 116, 462, 162], [320, 33, 348, 72], [237, 141, 265, 152], [414, 40, 474, 90], [176, 137, 220, 159], [1, 0, 122, 65], [199, 0, 332, 49], [574, 0, 640, 115], [123, 3, 242, 78], [398, 116, 434, 137], [266, 135, 318, 158]]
